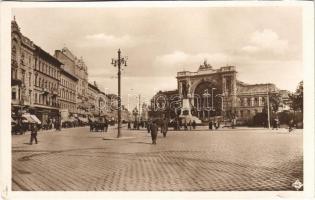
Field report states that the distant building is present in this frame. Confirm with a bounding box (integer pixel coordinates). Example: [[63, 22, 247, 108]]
[[55, 47, 89, 117], [59, 68, 78, 115], [151, 60, 282, 124]]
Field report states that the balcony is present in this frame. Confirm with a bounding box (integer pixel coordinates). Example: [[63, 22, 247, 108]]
[[41, 88, 49, 95]]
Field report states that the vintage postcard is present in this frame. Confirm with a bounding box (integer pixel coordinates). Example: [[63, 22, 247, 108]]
[[0, 1, 314, 200]]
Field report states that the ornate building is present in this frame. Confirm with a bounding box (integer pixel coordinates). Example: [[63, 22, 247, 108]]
[[55, 47, 89, 117], [33, 46, 62, 123], [11, 19, 62, 123], [151, 60, 280, 124], [11, 19, 36, 115]]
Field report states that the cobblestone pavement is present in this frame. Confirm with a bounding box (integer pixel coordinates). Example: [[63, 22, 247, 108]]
[[12, 126, 303, 191]]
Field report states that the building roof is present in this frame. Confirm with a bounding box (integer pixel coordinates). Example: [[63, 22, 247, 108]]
[[61, 68, 78, 81], [88, 82, 100, 92], [35, 45, 63, 67]]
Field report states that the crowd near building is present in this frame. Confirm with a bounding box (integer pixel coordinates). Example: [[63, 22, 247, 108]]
[[11, 19, 126, 129]]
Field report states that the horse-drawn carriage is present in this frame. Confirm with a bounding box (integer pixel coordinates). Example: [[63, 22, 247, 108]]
[[89, 116, 108, 132]]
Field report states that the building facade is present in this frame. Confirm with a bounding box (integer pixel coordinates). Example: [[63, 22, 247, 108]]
[[55, 47, 89, 117], [11, 19, 36, 115], [151, 60, 281, 124], [33, 46, 62, 123], [59, 69, 78, 115]]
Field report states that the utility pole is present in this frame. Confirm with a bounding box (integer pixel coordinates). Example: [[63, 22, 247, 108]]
[[266, 84, 271, 129], [111, 49, 127, 138], [138, 94, 141, 121]]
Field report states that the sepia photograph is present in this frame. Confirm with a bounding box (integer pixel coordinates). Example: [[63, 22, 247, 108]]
[[0, 1, 314, 199]]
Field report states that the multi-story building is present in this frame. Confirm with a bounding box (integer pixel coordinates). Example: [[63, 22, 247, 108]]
[[11, 19, 36, 115], [59, 69, 78, 115], [33, 46, 62, 123], [55, 48, 78, 116], [75, 58, 89, 116], [55, 47, 89, 117], [151, 60, 283, 124]]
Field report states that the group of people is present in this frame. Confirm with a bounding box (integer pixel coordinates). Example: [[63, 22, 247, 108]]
[[171, 119, 197, 131], [208, 120, 221, 130], [127, 120, 146, 130]]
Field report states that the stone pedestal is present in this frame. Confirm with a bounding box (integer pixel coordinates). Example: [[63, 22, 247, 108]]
[[179, 98, 201, 123]]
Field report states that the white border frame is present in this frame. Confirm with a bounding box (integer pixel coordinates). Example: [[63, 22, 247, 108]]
[[0, 2, 314, 200]]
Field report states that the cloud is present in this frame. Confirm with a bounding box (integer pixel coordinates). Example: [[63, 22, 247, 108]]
[[77, 33, 152, 48], [241, 29, 289, 56], [154, 51, 230, 70]]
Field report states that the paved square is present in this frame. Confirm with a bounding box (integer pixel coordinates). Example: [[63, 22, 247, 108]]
[[12, 127, 303, 191]]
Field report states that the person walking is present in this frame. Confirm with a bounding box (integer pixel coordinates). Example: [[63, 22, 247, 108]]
[[209, 121, 213, 130], [162, 118, 168, 137], [184, 120, 188, 131], [29, 123, 38, 145], [289, 119, 294, 132], [188, 120, 192, 131], [128, 121, 131, 130], [192, 120, 196, 130], [150, 121, 158, 144], [146, 120, 151, 133]]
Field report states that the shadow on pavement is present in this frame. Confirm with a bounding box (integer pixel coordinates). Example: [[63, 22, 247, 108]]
[[129, 141, 152, 145]]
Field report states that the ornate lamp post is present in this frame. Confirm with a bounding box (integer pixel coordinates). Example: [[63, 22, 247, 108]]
[[111, 49, 127, 138], [202, 89, 210, 119], [216, 94, 224, 118]]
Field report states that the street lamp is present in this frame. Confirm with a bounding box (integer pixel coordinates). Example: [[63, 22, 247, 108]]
[[202, 89, 210, 119], [111, 49, 127, 138], [211, 88, 216, 111], [216, 94, 224, 117]]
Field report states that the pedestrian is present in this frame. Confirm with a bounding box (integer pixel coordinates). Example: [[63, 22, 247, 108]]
[[192, 120, 196, 130], [276, 117, 280, 129], [188, 120, 192, 131], [128, 121, 131, 130], [184, 120, 188, 131], [209, 121, 213, 130], [147, 120, 151, 133], [289, 119, 294, 132], [105, 119, 109, 132], [150, 121, 158, 144], [29, 123, 38, 145], [162, 118, 168, 137]]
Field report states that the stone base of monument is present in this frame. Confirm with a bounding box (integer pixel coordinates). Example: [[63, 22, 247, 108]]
[[179, 98, 202, 124]]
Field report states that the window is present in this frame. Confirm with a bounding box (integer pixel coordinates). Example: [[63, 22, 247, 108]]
[[240, 110, 243, 117], [35, 93, 38, 103], [35, 74, 38, 86], [21, 69, 25, 85], [12, 46, 17, 59], [254, 98, 258, 106], [11, 68, 17, 80], [29, 72, 32, 87], [12, 90, 16, 100], [20, 52, 25, 65]]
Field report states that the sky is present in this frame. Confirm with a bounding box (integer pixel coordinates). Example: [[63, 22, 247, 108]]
[[12, 7, 303, 111]]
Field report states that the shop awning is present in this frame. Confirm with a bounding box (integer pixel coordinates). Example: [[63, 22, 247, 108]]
[[22, 114, 36, 123], [30, 115, 41, 124], [11, 118, 17, 124]]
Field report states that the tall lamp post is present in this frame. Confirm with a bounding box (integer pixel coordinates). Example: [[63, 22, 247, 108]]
[[211, 88, 216, 114], [216, 94, 224, 118], [111, 49, 127, 138], [266, 84, 271, 129]]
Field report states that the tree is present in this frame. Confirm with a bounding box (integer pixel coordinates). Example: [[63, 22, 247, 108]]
[[269, 92, 282, 113], [289, 81, 303, 113]]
